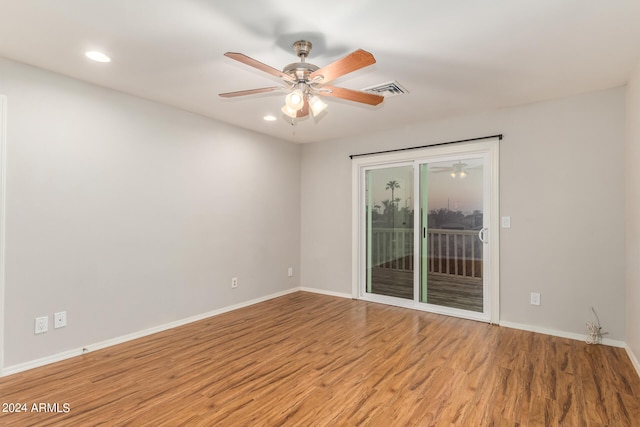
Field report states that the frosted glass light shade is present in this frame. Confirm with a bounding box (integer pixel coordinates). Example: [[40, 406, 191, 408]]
[[285, 89, 304, 110], [309, 96, 327, 116], [281, 105, 298, 118]]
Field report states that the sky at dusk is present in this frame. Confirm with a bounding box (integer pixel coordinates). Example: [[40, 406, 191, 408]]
[[367, 159, 484, 214]]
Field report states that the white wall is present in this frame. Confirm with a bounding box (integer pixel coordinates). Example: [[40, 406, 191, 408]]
[[626, 61, 640, 366], [0, 59, 301, 368], [301, 87, 626, 341], [0, 56, 632, 372]]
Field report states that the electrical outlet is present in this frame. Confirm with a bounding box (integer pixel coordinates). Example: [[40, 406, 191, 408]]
[[288, 267, 293, 277], [501, 216, 511, 228], [530, 292, 541, 306], [231, 277, 238, 288], [54, 311, 67, 329], [35, 316, 48, 334]]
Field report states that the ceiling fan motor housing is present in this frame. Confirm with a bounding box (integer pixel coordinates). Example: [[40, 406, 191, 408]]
[[283, 62, 319, 83], [283, 40, 319, 83]]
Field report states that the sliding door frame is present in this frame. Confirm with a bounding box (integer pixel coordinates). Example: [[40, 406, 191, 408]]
[[352, 139, 500, 323], [0, 95, 6, 375]]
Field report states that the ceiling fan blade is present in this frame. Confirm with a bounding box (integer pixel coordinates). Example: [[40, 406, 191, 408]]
[[296, 99, 309, 118], [319, 85, 384, 106], [224, 52, 294, 82], [219, 87, 281, 98], [309, 49, 376, 83]]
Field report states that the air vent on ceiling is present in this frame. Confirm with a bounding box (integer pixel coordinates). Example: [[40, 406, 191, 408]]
[[362, 81, 408, 97]]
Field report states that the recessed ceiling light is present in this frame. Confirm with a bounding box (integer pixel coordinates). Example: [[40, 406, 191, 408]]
[[85, 51, 111, 63], [263, 115, 277, 121]]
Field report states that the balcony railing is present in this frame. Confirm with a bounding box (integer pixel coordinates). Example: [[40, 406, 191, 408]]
[[370, 228, 483, 279]]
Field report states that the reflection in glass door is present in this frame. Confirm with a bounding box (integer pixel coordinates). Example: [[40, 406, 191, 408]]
[[365, 165, 414, 300], [419, 158, 486, 312], [356, 139, 498, 323]]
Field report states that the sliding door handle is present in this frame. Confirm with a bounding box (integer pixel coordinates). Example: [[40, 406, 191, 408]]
[[478, 227, 489, 244]]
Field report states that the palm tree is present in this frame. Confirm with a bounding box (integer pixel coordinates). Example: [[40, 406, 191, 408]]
[[381, 199, 392, 214], [385, 180, 400, 204], [373, 204, 381, 219], [385, 180, 400, 227]]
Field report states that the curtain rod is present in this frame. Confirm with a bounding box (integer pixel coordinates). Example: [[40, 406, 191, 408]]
[[348, 134, 503, 159]]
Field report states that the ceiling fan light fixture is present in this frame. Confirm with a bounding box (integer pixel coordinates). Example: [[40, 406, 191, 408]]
[[309, 95, 327, 117], [450, 169, 468, 180], [281, 104, 298, 118], [285, 89, 304, 110]]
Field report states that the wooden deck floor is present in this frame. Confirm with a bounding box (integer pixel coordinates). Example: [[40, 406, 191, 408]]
[[370, 267, 483, 312], [1, 292, 639, 426]]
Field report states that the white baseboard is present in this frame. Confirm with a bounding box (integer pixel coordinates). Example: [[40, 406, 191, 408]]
[[4, 289, 635, 379], [499, 320, 626, 348], [625, 344, 640, 378], [298, 286, 353, 300], [1, 287, 300, 377]]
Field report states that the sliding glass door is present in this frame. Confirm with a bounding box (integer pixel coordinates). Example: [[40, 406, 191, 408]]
[[365, 164, 414, 300], [355, 139, 498, 322], [419, 157, 487, 313]]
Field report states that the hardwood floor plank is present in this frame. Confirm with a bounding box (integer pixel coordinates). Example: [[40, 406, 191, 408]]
[[1, 292, 639, 426]]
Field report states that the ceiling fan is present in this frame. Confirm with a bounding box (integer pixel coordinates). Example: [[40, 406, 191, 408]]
[[219, 40, 384, 119], [431, 161, 480, 180]]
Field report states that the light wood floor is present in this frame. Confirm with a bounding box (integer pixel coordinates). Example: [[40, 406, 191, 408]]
[[1, 292, 639, 426]]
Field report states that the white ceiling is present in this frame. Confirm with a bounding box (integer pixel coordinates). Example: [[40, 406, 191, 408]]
[[1, 0, 639, 143]]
